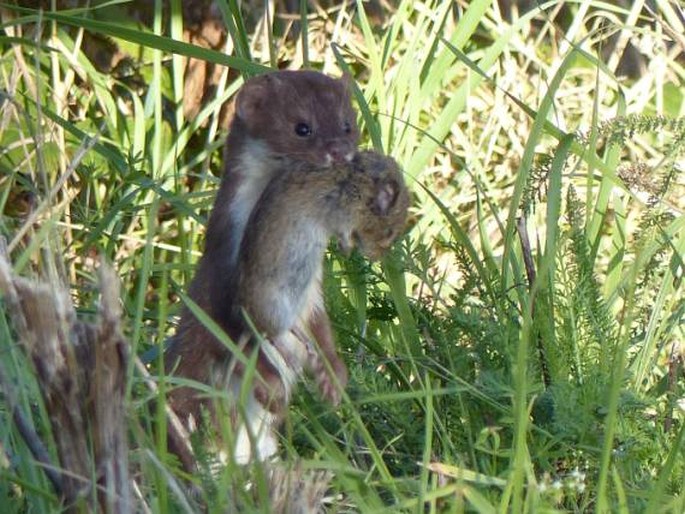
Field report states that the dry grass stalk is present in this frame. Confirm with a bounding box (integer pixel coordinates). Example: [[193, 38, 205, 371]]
[[0, 251, 132, 513], [267, 462, 333, 514]]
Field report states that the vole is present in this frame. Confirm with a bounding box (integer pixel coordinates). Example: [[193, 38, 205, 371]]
[[222, 150, 410, 462], [165, 70, 360, 445]]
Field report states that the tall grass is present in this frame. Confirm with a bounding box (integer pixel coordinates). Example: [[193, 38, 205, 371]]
[[1, 0, 683, 512]]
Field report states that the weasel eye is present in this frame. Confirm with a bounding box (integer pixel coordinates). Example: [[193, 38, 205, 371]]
[[294, 122, 312, 137]]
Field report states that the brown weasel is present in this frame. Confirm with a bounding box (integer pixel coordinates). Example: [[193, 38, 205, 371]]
[[221, 150, 410, 462], [165, 71, 359, 446]]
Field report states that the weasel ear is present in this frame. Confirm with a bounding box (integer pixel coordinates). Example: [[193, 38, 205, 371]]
[[371, 180, 399, 216], [337, 72, 356, 102], [235, 82, 267, 121], [235, 74, 280, 120], [339, 72, 354, 90]]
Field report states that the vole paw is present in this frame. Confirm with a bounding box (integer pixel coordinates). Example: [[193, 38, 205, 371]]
[[253, 374, 288, 415], [312, 356, 348, 406]]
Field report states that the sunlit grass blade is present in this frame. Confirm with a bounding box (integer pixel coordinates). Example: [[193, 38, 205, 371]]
[[2, 4, 266, 74]]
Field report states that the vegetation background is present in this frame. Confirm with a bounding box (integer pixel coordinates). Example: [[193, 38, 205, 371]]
[[0, 0, 683, 512]]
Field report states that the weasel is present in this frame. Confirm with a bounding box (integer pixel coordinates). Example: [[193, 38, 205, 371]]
[[165, 70, 360, 460]]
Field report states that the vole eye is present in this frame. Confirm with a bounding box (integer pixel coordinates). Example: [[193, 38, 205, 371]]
[[343, 121, 352, 134], [294, 122, 312, 137]]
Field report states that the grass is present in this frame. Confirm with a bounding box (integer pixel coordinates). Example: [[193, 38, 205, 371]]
[[1, 0, 684, 512]]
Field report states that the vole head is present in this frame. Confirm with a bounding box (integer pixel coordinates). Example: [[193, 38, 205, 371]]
[[234, 70, 359, 166], [348, 151, 410, 261]]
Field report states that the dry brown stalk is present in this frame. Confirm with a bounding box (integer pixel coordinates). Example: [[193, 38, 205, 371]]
[[0, 251, 132, 513]]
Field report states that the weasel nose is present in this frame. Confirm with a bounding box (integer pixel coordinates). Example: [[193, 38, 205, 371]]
[[327, 144, 353, 164]]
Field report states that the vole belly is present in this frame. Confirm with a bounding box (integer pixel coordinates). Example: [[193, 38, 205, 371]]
[[260, 225, 326, 334]]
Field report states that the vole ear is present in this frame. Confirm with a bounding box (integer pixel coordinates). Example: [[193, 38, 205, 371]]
[[371, 179, 399, 215], [337, 231, 354, 256]]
